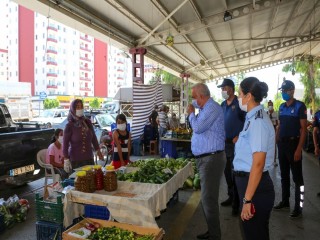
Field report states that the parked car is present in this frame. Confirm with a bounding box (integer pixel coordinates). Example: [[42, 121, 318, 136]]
[[30, 108, 68, 128], [0, 103, 54, 186]]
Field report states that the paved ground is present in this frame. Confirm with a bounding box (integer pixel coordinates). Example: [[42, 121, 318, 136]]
[[1, 151, 320, 240]]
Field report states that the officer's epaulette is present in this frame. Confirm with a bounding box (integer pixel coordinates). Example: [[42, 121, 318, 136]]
[[255, 109, 263, 119]]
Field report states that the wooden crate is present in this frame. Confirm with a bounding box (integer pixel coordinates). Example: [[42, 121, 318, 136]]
[[62, 218, 164, 240]]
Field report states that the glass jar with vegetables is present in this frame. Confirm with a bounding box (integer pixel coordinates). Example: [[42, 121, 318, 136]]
[[103, 165, 117, 192], [94, 165, 104, 190]]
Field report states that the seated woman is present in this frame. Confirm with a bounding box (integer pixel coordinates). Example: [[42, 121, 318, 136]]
[[46, 128, 69, 180], [111, 114, 131, 169]]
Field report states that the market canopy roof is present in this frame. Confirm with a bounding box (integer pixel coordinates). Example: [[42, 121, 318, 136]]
[[15, 0, 320, 84]]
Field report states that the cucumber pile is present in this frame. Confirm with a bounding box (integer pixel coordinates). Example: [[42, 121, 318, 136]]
[[117, 158, 189, 184], [183, 158, 201, 190]]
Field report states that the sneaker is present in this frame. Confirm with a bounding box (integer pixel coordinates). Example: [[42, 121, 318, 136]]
[[290, 209, 302, 218], [220, 197, 232, 206], [274, 201, 290, 210]]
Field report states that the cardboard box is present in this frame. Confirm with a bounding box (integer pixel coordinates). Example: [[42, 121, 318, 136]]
[[62, 218, 164, 240]]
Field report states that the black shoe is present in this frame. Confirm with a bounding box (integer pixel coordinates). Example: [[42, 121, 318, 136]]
[[221, 197, 232, 206], [197, 231, 209, 239], [317, 192, 320, 197], [274, 201, 290, 210], [290, 209, 302, 218]]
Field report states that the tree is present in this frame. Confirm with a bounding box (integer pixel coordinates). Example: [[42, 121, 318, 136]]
[[282, 59, 320, 112], [273, 92, 284, 112], [43, 98, 59, 109], [89, 97, 101, 109]]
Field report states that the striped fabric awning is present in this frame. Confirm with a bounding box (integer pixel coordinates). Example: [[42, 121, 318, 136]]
[[131, 77, 163, 140]]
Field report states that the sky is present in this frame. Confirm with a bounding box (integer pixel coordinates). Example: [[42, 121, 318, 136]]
[[207, 63, 303, 104]]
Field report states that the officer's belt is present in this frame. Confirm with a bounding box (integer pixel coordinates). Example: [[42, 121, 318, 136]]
[[233, 171, 269, 177], [195, 150, 224, 159]]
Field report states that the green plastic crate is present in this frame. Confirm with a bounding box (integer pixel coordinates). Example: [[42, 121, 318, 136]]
[[35, 193, 64, 224]]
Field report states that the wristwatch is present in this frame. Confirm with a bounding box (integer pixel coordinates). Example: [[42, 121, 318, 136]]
[[243, 197, 252, 204]]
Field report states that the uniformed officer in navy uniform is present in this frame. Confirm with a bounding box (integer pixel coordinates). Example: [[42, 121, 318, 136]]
[[233, 77, 275, 240], [274, 80, 307, 218], [312, 109, 320, 197], [218, 78, 246, 215]]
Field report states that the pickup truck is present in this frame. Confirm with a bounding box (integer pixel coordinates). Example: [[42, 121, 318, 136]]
[[0, 103, 54, 186]]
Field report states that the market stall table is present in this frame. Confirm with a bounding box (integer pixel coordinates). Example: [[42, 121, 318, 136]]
[[160, 137, 192, 159], [63, 162, 193, 228]]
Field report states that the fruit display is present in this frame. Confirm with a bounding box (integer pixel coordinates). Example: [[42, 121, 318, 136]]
[[171, 128, 192, 139], [117, 158, 189, 184], [65, 218, 162, 240]]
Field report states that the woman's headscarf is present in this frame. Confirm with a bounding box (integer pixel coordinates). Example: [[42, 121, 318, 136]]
[[67, 99, 89, 130]]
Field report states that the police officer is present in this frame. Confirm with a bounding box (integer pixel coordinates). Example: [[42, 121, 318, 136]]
[[233, 77, 275, 240], [218, 78, 245, 215], [274, 80, 307, 218], [312, 109, 320, 197]]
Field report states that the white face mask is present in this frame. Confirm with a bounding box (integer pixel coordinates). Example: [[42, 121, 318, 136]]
[[117, 123, 126, 131], [221, 91, 229, 100], [58, 136, 63, 144], [268, 106, 273, 111], [76, 109, 84, 117], [238, 97, 248, 112]]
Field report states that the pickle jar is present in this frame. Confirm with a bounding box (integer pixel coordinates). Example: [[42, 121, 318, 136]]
[[103, 165, 117, 192], [82, 166, 96, 193], [74, 171, 90, 193], [94, 165, 104, 191]]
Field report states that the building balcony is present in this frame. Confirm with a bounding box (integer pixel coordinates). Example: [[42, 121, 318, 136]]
[[80, 36, 91, 42], [47, 49, 57, 54], [47, 84, 58, 89], [80, 87, 91, 91], [80, 46, 91, 52], [80, 77, 91, 81], [80, 57, 91, 62], [80, 67, 91, 72], [117, 77, 124, 80], [117, 61, 124, 64], [47, 61, 57, 66], [117, 69, 124, 72], [47, 26, 57, 31], [47, 37, 57, 43], [47, 73, 57, 77]]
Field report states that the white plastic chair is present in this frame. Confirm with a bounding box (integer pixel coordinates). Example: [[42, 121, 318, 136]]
[[36, 149, 61, 186]]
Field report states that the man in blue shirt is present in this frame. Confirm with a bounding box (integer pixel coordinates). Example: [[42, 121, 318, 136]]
[[218, 78, 245, 215], [274, 80, 307, 218], [312, 110, 320, 197], [188, 83, 226, 240]]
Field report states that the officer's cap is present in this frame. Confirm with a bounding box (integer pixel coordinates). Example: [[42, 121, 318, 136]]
[[279, 80, 295, 91], [217, 78, 235, 89]]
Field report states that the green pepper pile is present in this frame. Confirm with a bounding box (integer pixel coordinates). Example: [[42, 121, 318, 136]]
[[88, 226, 154, 240], [117, 158, 189, 184]]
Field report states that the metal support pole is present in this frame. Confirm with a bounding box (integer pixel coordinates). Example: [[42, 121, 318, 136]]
[[129, 48, 147, 84]]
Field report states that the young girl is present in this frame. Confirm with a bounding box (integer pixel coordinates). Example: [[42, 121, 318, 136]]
[[46, 128, 69, 180], [111, 114, 131, 169]]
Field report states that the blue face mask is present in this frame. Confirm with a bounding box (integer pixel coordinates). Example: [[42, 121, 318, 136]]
[[282, 92, 290, 101], [192, 99, 200, 109]]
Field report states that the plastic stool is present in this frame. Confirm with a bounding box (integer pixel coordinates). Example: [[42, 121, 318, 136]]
[[149, 140, 158, 155]]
